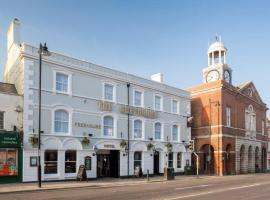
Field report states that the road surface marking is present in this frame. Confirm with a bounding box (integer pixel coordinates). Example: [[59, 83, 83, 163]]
[[175, 185, 210, 190], [164, 182, 270, 200]]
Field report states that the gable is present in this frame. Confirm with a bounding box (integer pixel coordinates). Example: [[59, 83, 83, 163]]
[[237, 82, 264, 104]]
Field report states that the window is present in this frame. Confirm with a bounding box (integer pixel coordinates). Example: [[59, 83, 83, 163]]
[[0, 112, 3, 130], [54, 110, 69, 133], [0, 148, 17, 176], [172, 125, 178, 141], [65, 150, 76, 173], [56, 72, 68, 93], [155, 95, 162, 111], [262, 120, 265, 135], [177, 153, 182, 168], [44, 150, 58, 174], [134, 91, 143, 107], [168, 152, 174, 168], [103, 116, 114, 136], [134, 152, 142, 169], [104, 83, 114, 101], [172, 100, 178, 114], [134, 120, 142, 139], [226, 107, 231, 127], [154, 122, 162, 140]]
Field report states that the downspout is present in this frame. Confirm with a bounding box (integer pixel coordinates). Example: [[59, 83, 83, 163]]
[[127, 83, 130, 178]]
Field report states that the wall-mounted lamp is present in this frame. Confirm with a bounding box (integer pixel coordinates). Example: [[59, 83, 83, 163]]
[[89, 133, 93, 137], [148, 137, 153, 141]]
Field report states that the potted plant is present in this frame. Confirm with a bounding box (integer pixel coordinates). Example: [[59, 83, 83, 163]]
[[146, 143, 154, 151], [165, 142, 173, 152], [81, 133, 90, 146], [29, 135, 38, 147], [120, 140, 127, 149]]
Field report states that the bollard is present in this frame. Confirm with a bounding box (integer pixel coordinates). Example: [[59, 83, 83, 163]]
[[147, 169, 149, 182]]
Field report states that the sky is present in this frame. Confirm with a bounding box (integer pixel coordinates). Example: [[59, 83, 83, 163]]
[[0, 0, 269, 114]]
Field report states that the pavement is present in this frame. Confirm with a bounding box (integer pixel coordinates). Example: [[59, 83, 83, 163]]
[[0, 175, 202, 194], [1, 174, 270, 200]]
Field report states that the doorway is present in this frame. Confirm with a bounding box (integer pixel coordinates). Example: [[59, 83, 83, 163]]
[[154, 151, 160, 175], [97, 150, 119, 178]]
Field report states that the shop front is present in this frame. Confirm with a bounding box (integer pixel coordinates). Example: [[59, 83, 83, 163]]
[[0, 131, 22, 183]]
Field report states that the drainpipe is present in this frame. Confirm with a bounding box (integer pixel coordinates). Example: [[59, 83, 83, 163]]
[[127, 83, 130, 178]]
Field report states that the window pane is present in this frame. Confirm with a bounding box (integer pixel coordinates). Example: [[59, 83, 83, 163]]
[[104, 84, 113, 101], [104, 116, 114, 136], [134, 120, 142, 139], [0, 148, 18, 176], [134, 91, 142, 106], [172, 100, 178, 113], [168, 152, 173, 168], [173, 125, 178, 141], [44, 150, 58, 174], [134, 152, 142, 169], [65, 150, 76, 173], [56, 73, 68, 92], [177, 153, 182, 168], [155, 123, 161, 140], [54, 110, 69, 133], [155, 96, 161, 110]]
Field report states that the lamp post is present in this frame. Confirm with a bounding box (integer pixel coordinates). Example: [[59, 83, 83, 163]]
[[37, 43, 51, 188]]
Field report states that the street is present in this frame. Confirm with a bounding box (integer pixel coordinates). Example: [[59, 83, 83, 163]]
[[1, 174, 270, 200]]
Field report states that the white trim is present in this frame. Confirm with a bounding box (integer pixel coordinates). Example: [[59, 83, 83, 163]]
[[153, 94, 163, 111], [53, 70, 72, 96], [102, 82, 116, 103], [132, 118, 145, 140], [133, 89, 144, 107]]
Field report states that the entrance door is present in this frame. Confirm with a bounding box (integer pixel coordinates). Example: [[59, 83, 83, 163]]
[[154, 151, 159, 175], [97, 150, 119, 178]]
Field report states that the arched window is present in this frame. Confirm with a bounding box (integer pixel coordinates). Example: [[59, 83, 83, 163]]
[[54, 110, 69, 133], [134, 120, 142, 139], [103, 116, 114, 136], [154, 122, 162, 140], [172, 125, 178, 141]]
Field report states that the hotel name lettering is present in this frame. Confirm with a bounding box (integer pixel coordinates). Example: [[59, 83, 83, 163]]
[[75, 122, 101, 129], [97, 101, 157, 119], [120, 105, 157, 119]]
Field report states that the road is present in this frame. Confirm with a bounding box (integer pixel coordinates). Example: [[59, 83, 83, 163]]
[[1, 174, 270, 200]]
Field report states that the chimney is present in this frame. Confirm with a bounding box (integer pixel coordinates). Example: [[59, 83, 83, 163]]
[[7, 18, 20, 52], [151, 73, 164, 83]]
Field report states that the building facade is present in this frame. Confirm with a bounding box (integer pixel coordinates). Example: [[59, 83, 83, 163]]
[[188, 38, 268, 175], [3, 19, 191, 182], [0, 82, 23, 183]]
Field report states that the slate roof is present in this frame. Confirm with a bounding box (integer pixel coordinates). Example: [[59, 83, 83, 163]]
[[0, 82, 18, 95]]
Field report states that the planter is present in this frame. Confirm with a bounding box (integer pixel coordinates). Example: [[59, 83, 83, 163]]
[[120, 140, 127, 149], [146, 143, 154, 151], [165, 143, 173, 152], [29, 135, 38, 147]]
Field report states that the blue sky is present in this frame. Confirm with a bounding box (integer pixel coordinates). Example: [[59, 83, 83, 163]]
[[0, 0, 269, 114]]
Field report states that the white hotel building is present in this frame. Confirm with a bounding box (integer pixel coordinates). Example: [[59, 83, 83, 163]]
[[3, 19, 191, 182]]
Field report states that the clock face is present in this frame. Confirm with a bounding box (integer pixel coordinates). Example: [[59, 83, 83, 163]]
[[224, 70, 231, 83], [206, 70, 220, 83]]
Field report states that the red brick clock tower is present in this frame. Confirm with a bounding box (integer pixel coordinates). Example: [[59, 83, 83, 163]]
[[187, 37, 268, 176]]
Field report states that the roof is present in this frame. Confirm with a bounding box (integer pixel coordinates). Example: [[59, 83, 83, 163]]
[[0, 82, 18, 95], [207, 41, 227, 54]]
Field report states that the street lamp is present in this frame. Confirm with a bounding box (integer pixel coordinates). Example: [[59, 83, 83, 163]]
[[37, 43, 51, 188]]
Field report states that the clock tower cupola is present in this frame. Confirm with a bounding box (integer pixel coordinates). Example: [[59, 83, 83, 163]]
[[203, 36, 232, 84]]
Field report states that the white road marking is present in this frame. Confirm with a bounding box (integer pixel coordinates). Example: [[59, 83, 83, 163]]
[[164, 182, 270, 200], [175, 185, 210, 190]]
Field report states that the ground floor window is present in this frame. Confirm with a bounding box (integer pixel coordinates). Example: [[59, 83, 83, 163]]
[[177, 153, 182, 168], [134, 151, 142, 169], [0, 148, 17, 176], [44, 150, 58, 174], [65, 150, 76, 173], [168, 152, 174, 168]]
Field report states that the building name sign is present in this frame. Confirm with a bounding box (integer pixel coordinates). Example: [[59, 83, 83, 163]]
[[104, 144, 115, 149], [98, 101, 112, 111], [0, 133, 20, 148], [120, 105, 157, 119], [75, 122, 101, 129]]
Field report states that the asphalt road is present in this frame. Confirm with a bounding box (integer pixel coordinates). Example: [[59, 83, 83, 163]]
[[1, 174, 270, 200]]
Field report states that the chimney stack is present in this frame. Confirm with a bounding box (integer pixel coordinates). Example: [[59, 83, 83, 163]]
[[151, 73, 164, 83]]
